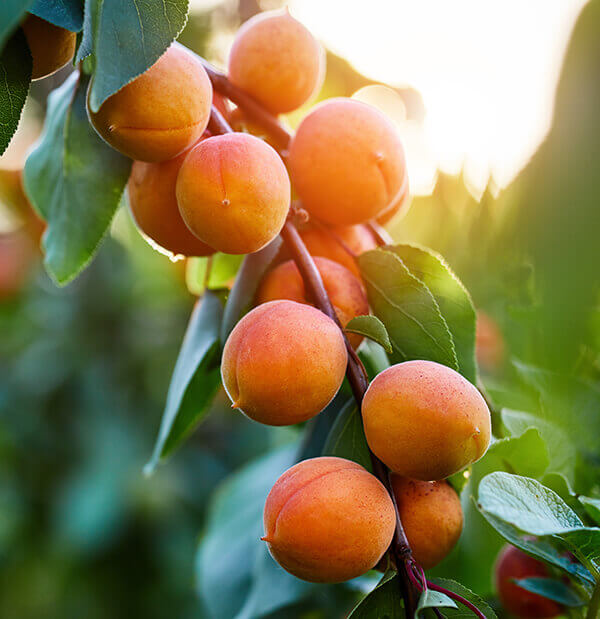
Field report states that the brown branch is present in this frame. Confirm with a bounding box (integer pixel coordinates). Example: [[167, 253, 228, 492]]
[[207, 104, 234, 135]]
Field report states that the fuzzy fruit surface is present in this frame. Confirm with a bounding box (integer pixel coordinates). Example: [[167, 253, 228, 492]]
[[176, 133, 290, 255], [495, 545, 563, 618], [376, 169, 411, 225], [289, 98, 406, 225], [362, 360, 491, 480], [255, 256, 368, 348], [88, 45, 212, 162], [228, 10, 324, 114], [221, 301, 347, 426], [263, 457, 396, 583], [22, 14, 76, 80], [391, 475, 463, 569]]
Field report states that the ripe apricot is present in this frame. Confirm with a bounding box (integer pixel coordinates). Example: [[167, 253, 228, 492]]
[[221, 301, 347, 426], [263, 457, 395, 583], [495, 545, 562, 618], [88, 45, 212, 162], [362, 361, 491, 480], [377, 169, 411, 225], [22, 14, 76, 80], [391, 476, 463, 569], [0, 231, 36, 300], [128, 149, 214, 257], [289, 98, 406, 225], [176, 133, 290, 255], [476, 311, 505, 373], [255, 257, 368, 348], [228, 10, 324, 114]]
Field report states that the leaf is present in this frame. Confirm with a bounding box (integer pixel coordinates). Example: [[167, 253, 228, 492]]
[[345, 315, 392, 353], [0, 30, 31, 156], [23, 72, 131, 285], [428, 578, 498, 619], [348, 571, 404, 619], [580, 497, 600, 526], [358, 339, 391, 380], [416, 589, 457, 617], [30, 0, 84, 31], [358, 248, 458, 370], [323, 401, 373, 472], [0, 0, 35, 51], [84, 0, 189, 112], [185, 253, 244, 296], [514, 578, 586, 607], [386, 244, 477, 383], [220, 237, 282, 342], [145, 292, 222, 473]]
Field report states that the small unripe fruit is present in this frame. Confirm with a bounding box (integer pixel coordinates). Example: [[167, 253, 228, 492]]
[[228, 10, 324, 114], [255, 257, 369, 348], [128, 148, 215, 257], [391, 476, 463, 569], [176, 133, 290, 255], [22, 14, 76, 80], [289, 98, 406, 225], [362, 360, 491, 480], [221, 301, 347, 426], [495, 545, 562, 618], [88, 45, 212, 162], [263, 457, 396, 583]]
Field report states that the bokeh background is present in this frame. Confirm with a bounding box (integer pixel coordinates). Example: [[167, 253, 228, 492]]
[[1, 0, 599, 617]]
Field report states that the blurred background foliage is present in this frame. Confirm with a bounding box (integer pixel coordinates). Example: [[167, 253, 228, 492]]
[[0, 0, 599, 617]]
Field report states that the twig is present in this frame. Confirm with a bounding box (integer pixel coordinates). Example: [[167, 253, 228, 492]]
[[207, 104, 234, 135]]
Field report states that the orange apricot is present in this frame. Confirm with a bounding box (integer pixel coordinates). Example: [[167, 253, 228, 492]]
[[255, 256, 368, 348], [22, 14, 76, 80], [263, 457, 396, 583], [221, 300, 347, 426], [88, 45, 212, 162], [362, 360, 491, 480], [176, 133, 290, 255], [376, 169, 411, 225], [476, 310, 505, 373], [289, 98, 406, 225], [228, 10, 324, 114], [391, 476, 463, 569]]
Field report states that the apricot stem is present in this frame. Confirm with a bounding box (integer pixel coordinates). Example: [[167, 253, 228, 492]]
[[587, 581, 600, 619], [207, 104, 234, 135]]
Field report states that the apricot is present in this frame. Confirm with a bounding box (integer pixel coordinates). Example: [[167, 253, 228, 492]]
[[362, 361, 491, 480], [128, 148, 214, 257], [391, 476, 463, 569], [476, 310, 505, 373], [88, 45, 212, 162], [255, 257, 369, 348], [228, 10, 324, 114], [22, 14, 76, 80], [495, 545, 562, 618], [377, 169, 411, 225], [221, 301, 347, 426], [289, 98, 406, 225], [263, 457, 395, 583], [0, 231, 36, 300], [176, 133, 290, 255]]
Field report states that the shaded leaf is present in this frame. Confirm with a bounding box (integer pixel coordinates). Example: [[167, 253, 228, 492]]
[[348, 571, 404, 619], [345, 315, 392, 353], [580, 496, 600, 526], [514, 578, 586, 607], [0, 0, 35, 51], [416, 589, 457, 617], [429, 578, 498, 619], [323, 401, 372, 472], [30, 0, 84, 31]]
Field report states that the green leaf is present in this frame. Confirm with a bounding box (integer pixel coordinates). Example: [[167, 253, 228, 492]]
[[416, 589, 457, 617], [514, 578, 586, 607], [428, 578, 498, 619], [220, 237, 282, 342], [386, 244, 477, 383], [145, 292, 222, 473], [84, 0, 189, 112], [23, 73, 131, 285], [0, 30, 31, 156], [30, 0, 84, 31], [0, 0, 35, 51], [580, 497, 600, 526], [185, 253, 244, 296], [348, 571, 404, 619], [358, 248, 458, 370], [345, 315, 392, 353], [323, 401, 373, 472], [358, 339, 391, 380]]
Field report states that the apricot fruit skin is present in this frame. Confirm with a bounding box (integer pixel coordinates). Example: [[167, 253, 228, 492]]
[[263, 457, 396, 583], [228, 10, 324, 114], [391, 476, 463, 569], [362, 360, 491, 480], [128, 149, 214, 257], [88, 45, 212, 162], [289, 98, 406, 225], [377, 169, 411, 225], [221, 301, 347, 426], [255, 257, 368, 349], [495, 545, 562, 618], [22, 14, 76, 80], [176, 133, 290, 255]]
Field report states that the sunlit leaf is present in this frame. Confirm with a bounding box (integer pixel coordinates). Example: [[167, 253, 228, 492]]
[[345, 315, 392, 353]]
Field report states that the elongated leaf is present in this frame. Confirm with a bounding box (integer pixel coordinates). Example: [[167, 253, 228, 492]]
[[323, 401, 372, 472], [0, 30, 31, 155], [24, 72, 131, 284], [358, 248, 458, 369], [0, 0, 35, 51], [84, 0, 189, 112], [416, 589, 457, 617], [145, 292, 222, 473], [429, 578, 498, 619], [386, 244, 477, 383], [30, 0, 84, 31], [349, 571, 404, 619], [580, 497, 600, 526], [345, 315, 392, 353], [515, 578, 586, 607]]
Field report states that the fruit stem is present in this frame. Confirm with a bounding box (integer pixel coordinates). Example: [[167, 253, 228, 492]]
[[367, 221, 393, 246], [207, 104, 234, 135], [587, 580, 600, 619]]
